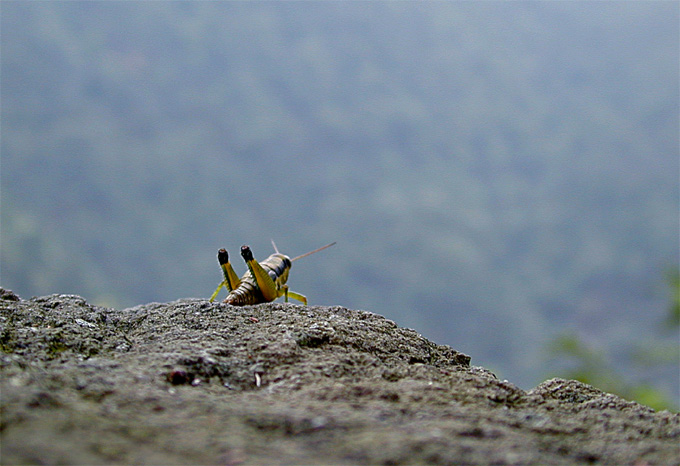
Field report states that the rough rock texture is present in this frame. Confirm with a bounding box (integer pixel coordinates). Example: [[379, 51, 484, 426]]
[[1, 289, 678, 465]]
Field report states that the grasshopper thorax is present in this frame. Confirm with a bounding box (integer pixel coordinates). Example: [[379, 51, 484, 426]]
[[265, 253, 292, 284]]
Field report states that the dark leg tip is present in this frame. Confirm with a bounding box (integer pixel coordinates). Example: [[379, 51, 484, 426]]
[[240, 245, 253, 262], [217, 249, 229, 265]]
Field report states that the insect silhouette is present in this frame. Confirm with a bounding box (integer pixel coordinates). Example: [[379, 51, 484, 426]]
[[209, 241, 336, 306]]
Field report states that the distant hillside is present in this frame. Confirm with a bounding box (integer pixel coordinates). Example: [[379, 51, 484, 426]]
[[1, 1, 678, 398]]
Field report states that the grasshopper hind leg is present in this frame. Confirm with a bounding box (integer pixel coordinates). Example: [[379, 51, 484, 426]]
[[241, 245, 280, 302], [210, 248, 242, 302]]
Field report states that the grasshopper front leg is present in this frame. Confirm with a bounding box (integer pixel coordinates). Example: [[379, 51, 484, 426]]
[[285, 289, 307, 305], [275, 283, 308, 304]]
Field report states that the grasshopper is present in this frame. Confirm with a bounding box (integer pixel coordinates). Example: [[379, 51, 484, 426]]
[[210, 241, 336, 306]]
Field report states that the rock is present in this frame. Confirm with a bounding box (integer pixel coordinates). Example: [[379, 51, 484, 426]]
[[1, 289, 678, 465]]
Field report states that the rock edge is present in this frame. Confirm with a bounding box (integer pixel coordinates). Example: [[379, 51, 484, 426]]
[[1, 290, 678, 465]]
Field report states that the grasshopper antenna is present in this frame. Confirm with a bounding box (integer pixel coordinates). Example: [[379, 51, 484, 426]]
[[271, 239, 280, 254], [291, 242, 336, 262]]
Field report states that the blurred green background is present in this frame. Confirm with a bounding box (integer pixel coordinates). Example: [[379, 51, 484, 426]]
[[1, 2, 678, 407]]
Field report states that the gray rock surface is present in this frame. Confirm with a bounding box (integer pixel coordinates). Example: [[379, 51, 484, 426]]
[[1, 289, 678, 465]]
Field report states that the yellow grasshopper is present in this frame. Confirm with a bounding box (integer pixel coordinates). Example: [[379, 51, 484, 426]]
[[210, 241, 335, 306]]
